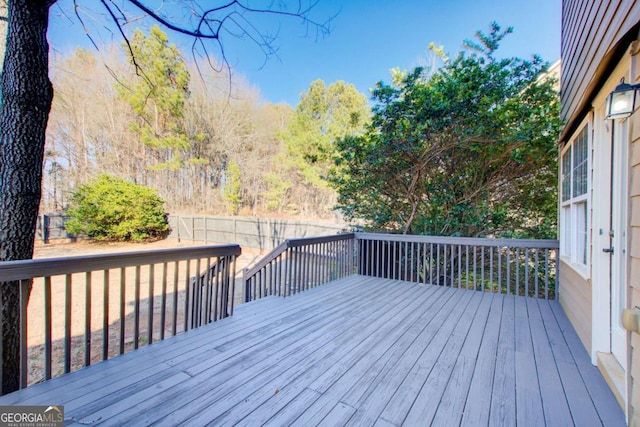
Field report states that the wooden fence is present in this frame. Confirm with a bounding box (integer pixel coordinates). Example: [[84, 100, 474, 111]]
[[36, 213, 345, 250], [168, 214, 346, 250]]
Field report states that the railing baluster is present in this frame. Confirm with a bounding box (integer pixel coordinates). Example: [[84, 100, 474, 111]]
[[323, 241, 328, 283], [535, 250, 540, 298], [250, 269, 256, 301], [436, 244, 441, 285], [415, 242, 419, 283], [219, 256, 226, 318], [525, 249, 530, 297], [506, 248, 511, 296], [103, 269, 109, 360], [429, 243, 433, 285], [302, 244, 307, 289], [20, 279, 29, 389], [64, 274, 72, 374], [184, 259, 194, 331], [489, 247, 493, 293], [134, 265, 141, 349], [204, 258, 212, 322], [366, 240, 375, 276], [304, 244, 310, 289], [294, 247, 300, 294], [407, 241, 411, 281], [119, 268, 126, 354], [465, 245, 469, 290], [160, 263, 168, 340], [213, 257, 220, 321], [44, 276, 52, 381], [229, 255, 237, 316], [194, 258, 201, 327], [286, 248, 293, 296], [515, 248, 520, 296], [172, 261, 179, 336], [449, 244, 454, 287], [545, 248, 550, 300], [391, 240, 396, 280], [473, 245, 478, 291], [458, 245, 462, 289], [299, 247, 306, 292], [311, 244, 317, 287], [480, 247, 484, 291], [290, 247, 296, 295], [337, 240, 342, 279], [497, 248, 502, 294], [275, 256, 281, 297], [268, 260, 273, 296], [86, 271, 92, 364], [373, 238, 377, 278]]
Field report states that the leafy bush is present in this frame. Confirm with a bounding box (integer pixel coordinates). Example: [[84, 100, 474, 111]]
[[66, 175, 170, 241]]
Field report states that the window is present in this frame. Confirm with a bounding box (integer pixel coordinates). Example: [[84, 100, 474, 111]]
[[560, 124, 589, 267]]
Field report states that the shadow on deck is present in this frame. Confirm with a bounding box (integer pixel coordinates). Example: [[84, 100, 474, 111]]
[[0, 275, 624, 426]]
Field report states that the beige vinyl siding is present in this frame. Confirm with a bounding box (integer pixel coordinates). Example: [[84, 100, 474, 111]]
[[628, 107, 640, 425], [561, 0, 640, 136], [558, 259, 592, 352]]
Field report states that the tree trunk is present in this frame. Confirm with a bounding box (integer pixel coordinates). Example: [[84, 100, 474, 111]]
[[0, 0, 54, 394]]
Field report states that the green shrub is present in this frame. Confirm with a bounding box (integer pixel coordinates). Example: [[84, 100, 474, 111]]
[[66, 175, 170, 241]]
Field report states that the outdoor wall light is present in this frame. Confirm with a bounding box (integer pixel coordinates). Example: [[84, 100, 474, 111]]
[[606, 77, 640, 120]]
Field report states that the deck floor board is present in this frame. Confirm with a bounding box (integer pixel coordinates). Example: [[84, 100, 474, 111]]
[[0, 275, 624, 426]]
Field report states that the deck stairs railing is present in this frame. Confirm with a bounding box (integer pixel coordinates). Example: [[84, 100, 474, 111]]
[[242, 234, 356, 302]]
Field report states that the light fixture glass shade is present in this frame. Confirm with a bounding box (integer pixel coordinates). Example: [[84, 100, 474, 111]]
[[606, 79, 637, 119]]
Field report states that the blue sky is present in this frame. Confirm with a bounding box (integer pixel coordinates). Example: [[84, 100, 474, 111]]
[[48, 0, 560, 107]]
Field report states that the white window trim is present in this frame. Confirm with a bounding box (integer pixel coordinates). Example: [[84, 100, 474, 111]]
[[559, 118, 591, 277]]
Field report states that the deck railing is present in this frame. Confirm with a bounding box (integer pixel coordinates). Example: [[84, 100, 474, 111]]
[[1, 233, 558, 390], [243, 232, 559, 301], [0, 244, 240, 389], [242, 234, 356, 302], [356, 233, 559, 299]]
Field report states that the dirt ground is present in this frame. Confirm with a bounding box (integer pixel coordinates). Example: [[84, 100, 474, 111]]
[[26, 238, 268, 384]]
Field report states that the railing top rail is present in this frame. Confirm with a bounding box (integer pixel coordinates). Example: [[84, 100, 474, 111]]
[[243, 233, 356, 278], [243, 241, 288, 277], [0, 244, 241, 282], [354, 232, 559, 249], [286, 233, 355, 248]]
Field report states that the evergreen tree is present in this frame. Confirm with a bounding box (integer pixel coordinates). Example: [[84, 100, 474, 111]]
[[330, 23, 562, 238]]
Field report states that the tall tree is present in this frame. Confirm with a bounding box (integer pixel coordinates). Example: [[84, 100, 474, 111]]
[[271, 79, 370, 216], [0, 0, 54, 394], [0, 0, 329, 394], [330, 23, 562, 238], [118, 25, 193, 205]]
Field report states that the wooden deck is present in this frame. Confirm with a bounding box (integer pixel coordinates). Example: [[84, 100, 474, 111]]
[[0, 275, 624, 426]]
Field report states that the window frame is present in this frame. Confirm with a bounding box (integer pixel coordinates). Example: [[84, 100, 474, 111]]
[[560, 121, 591, 272]]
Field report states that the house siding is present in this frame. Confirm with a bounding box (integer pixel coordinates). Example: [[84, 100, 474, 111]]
[[562, 1, 640, 422], [561, 0, 640, 138], [629, 109, 640, 425], [558, 259, 592, 352]]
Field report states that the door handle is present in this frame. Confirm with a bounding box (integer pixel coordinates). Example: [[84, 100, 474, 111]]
[[603, 247, 614, 253]]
